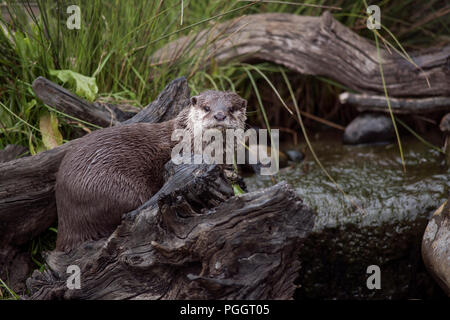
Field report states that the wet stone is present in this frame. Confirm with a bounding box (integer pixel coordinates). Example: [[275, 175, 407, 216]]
[[285, 149, 305, 163], [343, 113, 395, 145]]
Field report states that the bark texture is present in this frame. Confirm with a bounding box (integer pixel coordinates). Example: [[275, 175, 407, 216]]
[[339, 92, 450, 114], [422, 198, 450, 296], [153, 12, 450, 97], [26, 162, 314, 299]]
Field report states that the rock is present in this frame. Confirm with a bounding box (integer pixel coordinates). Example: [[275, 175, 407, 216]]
[[422, 197, 450, 296], [440, 113, 450, 164], [0, 144, 28, 163], [285, 149, 304, 163], [343, 113, 395, 145], [439, 113, 450, 133]]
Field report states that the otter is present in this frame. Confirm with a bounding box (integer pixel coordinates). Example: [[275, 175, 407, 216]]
[[55, 90, 247, 252]]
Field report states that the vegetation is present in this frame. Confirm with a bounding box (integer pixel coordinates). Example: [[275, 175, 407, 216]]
[[1, 0, 448, 151]]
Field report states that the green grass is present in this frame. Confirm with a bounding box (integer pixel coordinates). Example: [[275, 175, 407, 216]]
[[0, 278, 20, 300], [1, 0, 447, 151]]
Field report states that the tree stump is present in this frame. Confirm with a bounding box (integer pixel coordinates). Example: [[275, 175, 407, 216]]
[[422, 197, 450, 296], [26, 162, 314, 299]]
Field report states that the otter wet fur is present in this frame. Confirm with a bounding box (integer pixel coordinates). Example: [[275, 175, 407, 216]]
[[55, 90, 247, 252]]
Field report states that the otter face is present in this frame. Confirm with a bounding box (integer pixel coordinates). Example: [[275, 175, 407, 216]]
[[189, 90, 247, 131]]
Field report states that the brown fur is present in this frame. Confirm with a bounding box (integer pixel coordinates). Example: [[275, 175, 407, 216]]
[[55, 90, 246, 252]]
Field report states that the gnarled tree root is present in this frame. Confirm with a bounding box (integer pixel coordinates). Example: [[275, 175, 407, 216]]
[[26, 163, 315, 300]]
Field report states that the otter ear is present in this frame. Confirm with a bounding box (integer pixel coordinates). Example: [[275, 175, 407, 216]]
[[240, 98, 247, 109], [190, 96, 198, 106]]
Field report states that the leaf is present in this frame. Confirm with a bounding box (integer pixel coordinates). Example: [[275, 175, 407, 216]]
[[232, 184, 245, 196], [39, 112, 63, 150], [28, 133, 36, 156], [49, 69, 98, 101], [24, 99, 37, 118], [48, 227, 58, 234]]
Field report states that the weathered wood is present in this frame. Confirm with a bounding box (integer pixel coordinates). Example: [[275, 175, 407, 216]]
[[339, 92, 450, 114], [0, 77, 190, 292], [0, 144, 28, 163], [422, 198, 450, 296], [121, 77, 190, 125], [441, 114, 450, 164], [26, 162, 314, 300], [32, 76, 190, 128], [440, 113, 450, 132], [0, 144, 72, 245], [0, 144, 72, 293], [153, 12, 450, 97], [32, 76, 120, 127]]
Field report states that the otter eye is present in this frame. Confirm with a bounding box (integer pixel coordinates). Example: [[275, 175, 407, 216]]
[[203, 106, 210, 112]]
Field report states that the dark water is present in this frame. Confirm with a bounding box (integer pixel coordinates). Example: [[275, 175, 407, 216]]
[[244, 133, 449, 299]]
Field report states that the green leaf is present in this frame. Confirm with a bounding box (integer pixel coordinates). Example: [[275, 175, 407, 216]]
[[49, 69, 98, 101], [28, 134, 36, 156], [39, 112, 63, 150], [48, 227, 58, 234], [232, 184, 245, 196], [24, 99, 37, 118]]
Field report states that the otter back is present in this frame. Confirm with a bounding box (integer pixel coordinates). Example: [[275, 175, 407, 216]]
[[55, 90, 247, 252], [55, 121, 175, 252]]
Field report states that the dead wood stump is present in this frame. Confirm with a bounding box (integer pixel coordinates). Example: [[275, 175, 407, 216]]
[[26, 162, 314, 299], [422, 197, 450, 296]]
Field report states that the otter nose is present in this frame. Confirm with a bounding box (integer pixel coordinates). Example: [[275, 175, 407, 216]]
[[214, 112, 226, 121]]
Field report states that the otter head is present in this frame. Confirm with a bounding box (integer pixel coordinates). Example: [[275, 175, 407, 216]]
[[187, 90, 247, 132]]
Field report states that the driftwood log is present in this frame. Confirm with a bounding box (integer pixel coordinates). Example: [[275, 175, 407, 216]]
[[339, 92, 450, 114], [422, 198, 450, 295], [31, 76, 189, 127], [26, 162, 314, 299], [32, 77, 122, 127], [31, 12, 450, 127], [152, 12, 450, 98]]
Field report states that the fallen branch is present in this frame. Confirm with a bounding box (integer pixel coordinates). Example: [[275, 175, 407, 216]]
[[32, 76, 191, 128], [32, 77, 120, 127], [152, 12, 450, 97], [339, 92, 450, 114]]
